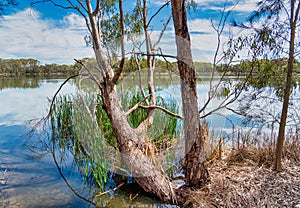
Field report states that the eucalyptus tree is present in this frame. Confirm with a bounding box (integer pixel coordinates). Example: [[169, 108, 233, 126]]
[[33, 0, 244, 204], [233, 0, 300, 171], [35, 0, 185, 204], [171, 0, 210, 187]]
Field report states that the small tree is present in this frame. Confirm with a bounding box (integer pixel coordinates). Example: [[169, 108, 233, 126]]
[[234, 0, 300, 171]]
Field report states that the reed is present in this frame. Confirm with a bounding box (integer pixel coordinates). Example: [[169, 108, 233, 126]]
[[50, 91, 180, 187]]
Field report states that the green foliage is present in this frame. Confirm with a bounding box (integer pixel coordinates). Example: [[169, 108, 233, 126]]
[[0, 58, 79, 76], [226, 58, 300, 98], [95, 95, 117, 148], [126, 92, 148, 128], [51, 94, 111, 189], [100, 0, 142, 64]]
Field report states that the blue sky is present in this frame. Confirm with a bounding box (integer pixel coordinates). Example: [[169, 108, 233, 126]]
[[0, 0, 259, 64]]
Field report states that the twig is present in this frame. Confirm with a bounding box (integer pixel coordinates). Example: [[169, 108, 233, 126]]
[[147, 1, 170, 27], [47, 74, 79, 119], [31, 0, 75, 9], [95, 182, 125, 197]]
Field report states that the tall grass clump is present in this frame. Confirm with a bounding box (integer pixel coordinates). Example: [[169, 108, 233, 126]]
[[51, 90, 181, 185], [221, 128, 300, 167], [120, 91, 180, 145], [51, 94, 113, 189]]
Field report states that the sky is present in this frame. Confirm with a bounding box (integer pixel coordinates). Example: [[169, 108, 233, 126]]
[[0, 0, 260, 65]]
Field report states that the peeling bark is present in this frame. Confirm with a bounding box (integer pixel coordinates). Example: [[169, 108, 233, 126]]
[[76, 0, 209, 205], [171, 0, 210, 187], [99, 83, 177, 203]]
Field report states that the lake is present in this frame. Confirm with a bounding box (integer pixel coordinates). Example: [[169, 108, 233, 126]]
[[0, 76, 182, 207], [0, 74, 298, 207]]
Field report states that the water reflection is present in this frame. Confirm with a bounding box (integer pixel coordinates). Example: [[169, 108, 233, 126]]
[[0, 77, 77, 126], [0, 76, 177, 207], [0, 76, 94, 207], [4, 74, 296, 207]]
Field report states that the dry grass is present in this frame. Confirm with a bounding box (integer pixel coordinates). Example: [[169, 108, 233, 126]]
[[186, 135, 300, 208]]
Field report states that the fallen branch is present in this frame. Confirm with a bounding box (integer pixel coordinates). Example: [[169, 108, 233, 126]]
[[95, 182, 125, 197]]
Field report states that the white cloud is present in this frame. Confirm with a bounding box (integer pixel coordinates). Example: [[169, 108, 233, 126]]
[[0, 81, 77, 126], [234, 0, 260, 12], [0, 8, 94, 64], [195, 0, 260, 13]]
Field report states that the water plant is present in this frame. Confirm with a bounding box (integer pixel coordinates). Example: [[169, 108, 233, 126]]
[[50, 90, 180, 187]]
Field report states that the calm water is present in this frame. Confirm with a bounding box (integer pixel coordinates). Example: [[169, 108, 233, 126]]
[[0, 76, 90, 207], [1, 75, 298, 207], [0, 76, 180, 208]]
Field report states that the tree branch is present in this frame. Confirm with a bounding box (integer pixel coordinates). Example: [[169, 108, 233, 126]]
[[135, 52, 177, 59], [46, 73, 79, 120], [93, 0, 101, 15], [74, 59, 102, 88], [147, 0, 170, 27], [112, 0, 126, 84], [125, 95, 150, 116], [153, 14, 172, 50], [31, 0, 75, 10], [134, 49, 149, 104], [139, 105, 183, 120]]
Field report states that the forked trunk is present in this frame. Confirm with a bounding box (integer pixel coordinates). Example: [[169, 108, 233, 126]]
[[84, 0, 207, 204], [100, 83, 177, 203]]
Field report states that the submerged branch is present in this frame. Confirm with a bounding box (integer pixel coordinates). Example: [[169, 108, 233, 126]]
[[51, 144, 96, 206]]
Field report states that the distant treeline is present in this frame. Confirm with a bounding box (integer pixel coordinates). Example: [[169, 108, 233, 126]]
[[218, 58, 300, 75], [3, 57, 298, 79], [0, 58, 215, 76], [0, 58, 80, 76]]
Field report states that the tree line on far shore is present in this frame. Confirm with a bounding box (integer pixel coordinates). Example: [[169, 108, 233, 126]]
[[0, 57, 215, 76], [1, 57, 299, 79], [0, 58, 80, 76]]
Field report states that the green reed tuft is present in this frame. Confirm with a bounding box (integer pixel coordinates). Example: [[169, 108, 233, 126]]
[[50, 91, 180, 187]]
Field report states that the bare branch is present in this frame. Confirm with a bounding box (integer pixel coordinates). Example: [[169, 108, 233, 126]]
[[153, 14, 172, 50], [135, 52, 177, 59], [74, 0, 88, 12], [46, 73, 79, 120], [113, 0, 126, 84], [93, 0, 101, 15], [125, 96, 182, 120], [139, 105, 183, 120], [134, 50, 149, 104], [31, 0, 75, 9], [147, 0, 170, 27], [294, 1, 300, 24], [125, 95, 150, 116], [74, 59, 103, 88]]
